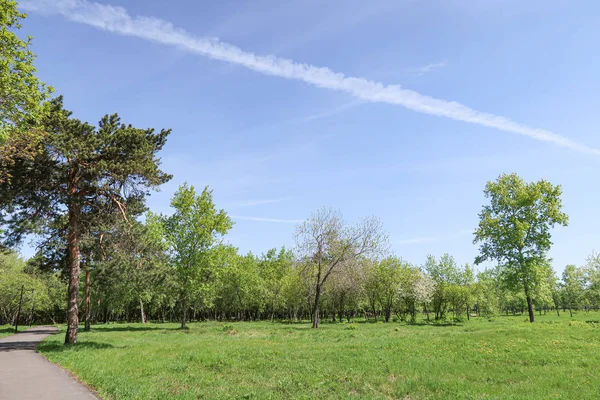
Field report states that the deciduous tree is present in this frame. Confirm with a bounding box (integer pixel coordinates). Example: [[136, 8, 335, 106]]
[[0, 0, 52, 181], [474, 173, 568, 323], [295, 207, 387, 328], [162, 184, 232, 329]]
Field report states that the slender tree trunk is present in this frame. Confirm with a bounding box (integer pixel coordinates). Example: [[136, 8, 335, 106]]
[[555, 306, 560, 317], [312, 283, 321, 329], [569, 304, 573, 318], [181, 298, 187, 329], [84, 267, 91, 332], [526, 295, 535, 323], [65, 201, 81, 344], [140, 297, 146, 324]]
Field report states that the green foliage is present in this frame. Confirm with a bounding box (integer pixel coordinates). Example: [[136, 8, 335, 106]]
[[562, 264, 585, 314], [0, 250, 65, 325], [160, 184, 232, 327], [0, 0, 51, 141], [425, 254, 463, 320], [0, 96, 171, 246]]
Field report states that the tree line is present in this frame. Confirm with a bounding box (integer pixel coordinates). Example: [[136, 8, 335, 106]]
[[1, 1, 597, 345]]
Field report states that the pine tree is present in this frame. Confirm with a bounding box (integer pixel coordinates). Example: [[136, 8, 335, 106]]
[[0, 97, 171, 343]]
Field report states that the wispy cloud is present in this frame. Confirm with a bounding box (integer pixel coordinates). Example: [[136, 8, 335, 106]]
[[230, 215, 303, 224], [301, 100, 365, 122], [227, 198, 290, 208], [414, 60, 447, 76], [22, 0, 600, 155]]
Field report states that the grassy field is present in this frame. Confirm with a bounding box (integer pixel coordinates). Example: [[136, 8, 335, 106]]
[[38, 313, 600, 399]]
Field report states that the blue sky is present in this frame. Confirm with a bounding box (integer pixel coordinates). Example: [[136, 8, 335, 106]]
[[17, 0, 600, 272]]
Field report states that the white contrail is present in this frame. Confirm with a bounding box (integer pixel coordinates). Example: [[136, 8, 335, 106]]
[[22, 0, 600, 155], [415, 60, 447, 76], [230, 215, 303, 224]]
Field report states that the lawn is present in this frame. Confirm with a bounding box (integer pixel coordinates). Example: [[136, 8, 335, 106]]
[[38, 313, 600, 399], [0, 325, 14, 338]]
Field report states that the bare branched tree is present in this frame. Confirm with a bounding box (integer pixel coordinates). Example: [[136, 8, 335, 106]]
[[295, 207, 388, 328]]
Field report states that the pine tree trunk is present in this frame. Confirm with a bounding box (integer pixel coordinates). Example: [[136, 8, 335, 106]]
[[65, 201, 81, 344], [84, 268, 91, 332]]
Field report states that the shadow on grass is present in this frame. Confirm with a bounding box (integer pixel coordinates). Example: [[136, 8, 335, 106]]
[[0, 327, 15, 336], [37, 341, 116, 353], [89, 325, 177, 333], [262, 320, 465, 330], [405, 322, 463, 327]]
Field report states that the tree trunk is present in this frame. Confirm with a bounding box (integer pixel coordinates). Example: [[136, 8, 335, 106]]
[[526, 295, 535, 323], [140, 297, 146, 324], [65, 201, 81, 345], [569, 304, 573, 318], [180, 298, 187, 329], [312, 283, 321, 329], [84, 268, 91, 332]]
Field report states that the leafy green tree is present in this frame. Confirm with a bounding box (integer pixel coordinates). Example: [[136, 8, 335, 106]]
[[0, 97, 171, 343], [327, 264, 364, 323], [93, 214, 168, 325], [474, 269, 499, 317], [0, 251, 61, 326], [425, 254, 461, 320], [0, 0, 53, 186], [162, 184, 232, 329], [280, 266, 310, 321], [584, 253, 600, 309], [562, 264, 584, 317], [474, 173, 568, 323], [0, 0, 51, 141], [257, 248, 294, 320], [364, 256, 404, 322]]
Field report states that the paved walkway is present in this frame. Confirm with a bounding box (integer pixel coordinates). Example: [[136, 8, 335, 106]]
[[0, 326, 98, 399]]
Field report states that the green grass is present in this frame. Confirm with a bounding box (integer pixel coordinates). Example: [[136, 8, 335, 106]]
[[0, 324, 22, 337], [38, 313, 600, 399], [0, 325, 15, 337]]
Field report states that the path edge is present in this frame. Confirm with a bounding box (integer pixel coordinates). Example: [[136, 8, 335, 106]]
[[35, 328, 102, 400]]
